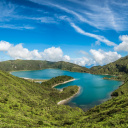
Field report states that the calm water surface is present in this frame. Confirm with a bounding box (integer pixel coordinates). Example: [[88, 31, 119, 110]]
[[12, 69, 122, 111]]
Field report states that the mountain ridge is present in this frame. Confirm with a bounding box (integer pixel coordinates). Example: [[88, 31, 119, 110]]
[[90, 55, 128, 75], [1, 55, 128, 77], [0, 59, 90, 73]]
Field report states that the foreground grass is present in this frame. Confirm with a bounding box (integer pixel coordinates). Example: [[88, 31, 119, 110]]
[[0, 71, 82, 127]]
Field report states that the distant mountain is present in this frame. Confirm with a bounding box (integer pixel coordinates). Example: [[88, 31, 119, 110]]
[[2, 55, 128, 75], [0, 60, 90, 73], [85, 64, 94, 69], [90, 56, 128, 75]]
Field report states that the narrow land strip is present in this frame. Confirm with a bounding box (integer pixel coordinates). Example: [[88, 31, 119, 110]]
[[52, 79, 76, 88], [57, 86, 81, 105]]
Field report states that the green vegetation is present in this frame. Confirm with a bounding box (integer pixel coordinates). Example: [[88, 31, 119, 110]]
[[111, 77, 128, 97], [22, 78, 48, 83], [74, 90, 128, 128], [0, 59, 89, 73], [1, 56, 128, 127], [41, 75, 74, 87], [90, 55, 128, 75], [103, 74, 128, 81], [0, 71, 81, 127], [1, 69, 128, 127]]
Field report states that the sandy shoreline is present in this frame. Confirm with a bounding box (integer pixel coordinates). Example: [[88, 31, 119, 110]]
[[9, 70, 33, 74], [10, 71, 76, 84], [15, 76, 47, 83], [10, 70, 123, 107], [14, 75, 79, 104], [57, 86, 81, 105], [23, 78, 48, 82], [52, 79, 76, 88]]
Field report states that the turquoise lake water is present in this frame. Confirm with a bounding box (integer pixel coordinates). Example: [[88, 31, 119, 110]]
[[11, 69, 122, 111]]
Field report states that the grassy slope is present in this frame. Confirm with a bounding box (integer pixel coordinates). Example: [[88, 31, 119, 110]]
[[90, 55, 128, 75], [0, 60, 89, 73], [0, 71, 82, 127], [41, 75, 74, 88], [72, 92, 128, 128], [0, 70, 128, 127]]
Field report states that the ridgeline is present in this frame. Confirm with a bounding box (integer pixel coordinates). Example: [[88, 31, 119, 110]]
[[90, 55, 128, 75], [0, 59, 89, 73]]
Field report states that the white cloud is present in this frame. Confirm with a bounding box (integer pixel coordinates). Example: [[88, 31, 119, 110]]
[[70, 23, 116, 46], [41, 47, 70, 62], [77, 49, 121, 66], [95, 40, 101, 46], [0, 41, 12, 51], [49, 3, 91, 24], [74, 57, 89, 66], [114, 35, 128, 52], [0, 1, 35, 30], [0, 24, 34, 30], [20, 16, 57, 24], [63, 55, 70, 61], [0, 40, 122, 67], [80, 4, 124, 31], [90, 49, 121, 65], [30, 0, 91, 24], [119, 35, 128, 42], [8, 44, 42, 60], [79, 50, 89, 56], [1, 0, 128, 31], [0, 1, 15, 22], [30, 0, 128, 31], [0, 41, 70, 62], [79, 50, 93, 59]]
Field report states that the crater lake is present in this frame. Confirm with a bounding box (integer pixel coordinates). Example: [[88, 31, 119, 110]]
[[11, 69, 122, 111]]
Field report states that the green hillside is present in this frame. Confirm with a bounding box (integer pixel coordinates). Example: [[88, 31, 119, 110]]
[[0, 60, 89, 73], [90, 56, 128, 75], [0, 69, 128, 127], [41, 75, 74, 88], [0, 72, 81, 127]]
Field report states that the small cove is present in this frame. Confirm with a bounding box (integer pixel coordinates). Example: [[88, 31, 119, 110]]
[[11, 69, 122, 111]]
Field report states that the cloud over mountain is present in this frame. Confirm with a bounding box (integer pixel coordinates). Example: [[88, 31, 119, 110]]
[[0, 39, 123, 67], [0, 41, 11, 51], [0, 41, 70, 62], [114, 35, 128, 52], [90, 49, 121, 65]]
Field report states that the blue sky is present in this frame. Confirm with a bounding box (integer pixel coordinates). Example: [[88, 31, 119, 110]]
[[0, 0, 128, 67]]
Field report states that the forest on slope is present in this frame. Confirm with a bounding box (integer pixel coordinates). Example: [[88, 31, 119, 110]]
[[2, 55, 128, 76], [90, 55, 128, 75], [0, 60, 89, 73]]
